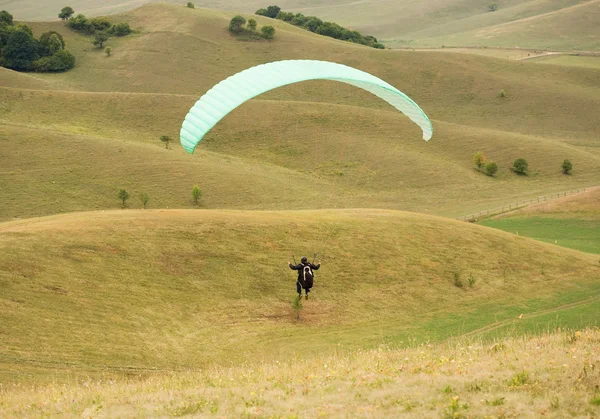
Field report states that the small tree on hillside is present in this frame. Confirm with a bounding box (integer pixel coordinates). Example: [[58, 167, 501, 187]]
[[59, 6, 75, 21], [261, 25, 275, 39], [140, 192, 150, 209], [513, 158, 528, 175], [93, 32, 109, 48], [561, 159, 572, 175], [118, 189, 130, 208], [187, 2, 195, 8], [485, 161, 498, 177], [228, 15, 247, 33], [247, 18, 257, 31], [0, 10, 14, 26], [473, 151, 487, 170], [192, 185, 202, 206], [105, 46, 112, 56], [488, 3, 499, 12], [160, 135, 172, 149]]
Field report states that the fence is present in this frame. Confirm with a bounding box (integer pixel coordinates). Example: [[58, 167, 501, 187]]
[[457, 186, 595, 222]]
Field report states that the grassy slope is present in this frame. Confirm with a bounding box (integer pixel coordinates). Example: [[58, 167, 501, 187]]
[[1, 4, 599, 220], [481, 187, 600, 253], [1, 209, 599, 384], [2, 329, 600, 417], [7, 0, 600, 50]]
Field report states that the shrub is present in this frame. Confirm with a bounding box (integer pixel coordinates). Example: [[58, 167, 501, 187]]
[[498, 89, 506, 98], [261, 25, 275, 39], [187, 2, 195, 8], [160, 135, 172, 149], [105, 46, 112, 56], [453, 272, 463, 288], [484, 161, 498, 176], [228, 15, 246, 33], [561, 159, 572, 175], [247, 18, 257, 31], [192, 185, 202, 206], [512, 158, 528, 175], [140, 193, 150, 209], [118, 189, 130, 208], [468, 275, 476, 288], [291, 295, 303, 320], [33, 50, 75, 72], [488, 3, 499, 11], [90, 17, 111, 32], [110, 23, 131, 37], [473, 151, 486, 170]]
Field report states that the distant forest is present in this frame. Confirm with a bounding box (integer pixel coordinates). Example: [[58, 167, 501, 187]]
[[255, 5, 385, 49]]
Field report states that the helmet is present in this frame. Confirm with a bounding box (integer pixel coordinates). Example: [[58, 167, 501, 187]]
[[301, 256, 308, 263]]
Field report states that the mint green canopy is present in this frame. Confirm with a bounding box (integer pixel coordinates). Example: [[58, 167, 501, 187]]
[[180, 60, 433, 153]]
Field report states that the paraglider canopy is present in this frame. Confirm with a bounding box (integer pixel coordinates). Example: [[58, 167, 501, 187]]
[[180, 60, 433, 154]]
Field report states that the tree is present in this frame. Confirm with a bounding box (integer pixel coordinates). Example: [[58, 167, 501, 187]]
[[247, 18, 257, 31], [0, 10, 13, 26], [68, 14, 95, 34], [228, 15, 246, 33], [105, 46, 112, 56], [265, 5, 281, 18], [39, 31, 66, 54], [93, 32, 109, 48], [561, 159, 572, 175], [0, 29, 39, 71], [58, 6, 74, 21], [187, 2, 195, 8], [303, 17, 323, 32], [110, 23, 131, 37], [485, 161, 498, 177], [513, 158, 528, 175], [488, 3, 499, 11], [276, 11, 294, 22], [192, 185, 202, 206], [255, 8, 268, 16], [160, 135, 172, 149], [118, 189, 130, 208], [140, 193, 150, 209], [473, 151, 487, 170], [261, 25, 275, 39]]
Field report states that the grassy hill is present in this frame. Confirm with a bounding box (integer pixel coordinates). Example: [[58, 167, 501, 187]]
[[1, 209, 599, 385], [1, 4, 599, 221], [1, 6, 599, 410], [481, 187, 600, 253], [7, 0, 600, 50]]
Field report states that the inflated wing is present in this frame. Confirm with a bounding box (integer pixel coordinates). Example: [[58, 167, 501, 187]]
[[180, 60, 433, 153]]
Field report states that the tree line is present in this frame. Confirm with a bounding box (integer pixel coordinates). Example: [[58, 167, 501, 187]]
[[0, 10, 75, 72], [255, 5, 384, 49], [473, 152, 573, 177]]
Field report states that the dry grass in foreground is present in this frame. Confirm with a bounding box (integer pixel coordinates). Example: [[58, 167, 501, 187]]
[[2, 329, 599, 418]]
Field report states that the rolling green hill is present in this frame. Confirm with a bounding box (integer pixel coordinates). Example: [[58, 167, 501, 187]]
[[1, 209, 599, 384], [7, 0, 600, 50], [1, 4, 599, 221]]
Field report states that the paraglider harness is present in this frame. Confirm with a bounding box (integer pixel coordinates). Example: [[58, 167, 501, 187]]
[[293, 253, 317, 290]]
